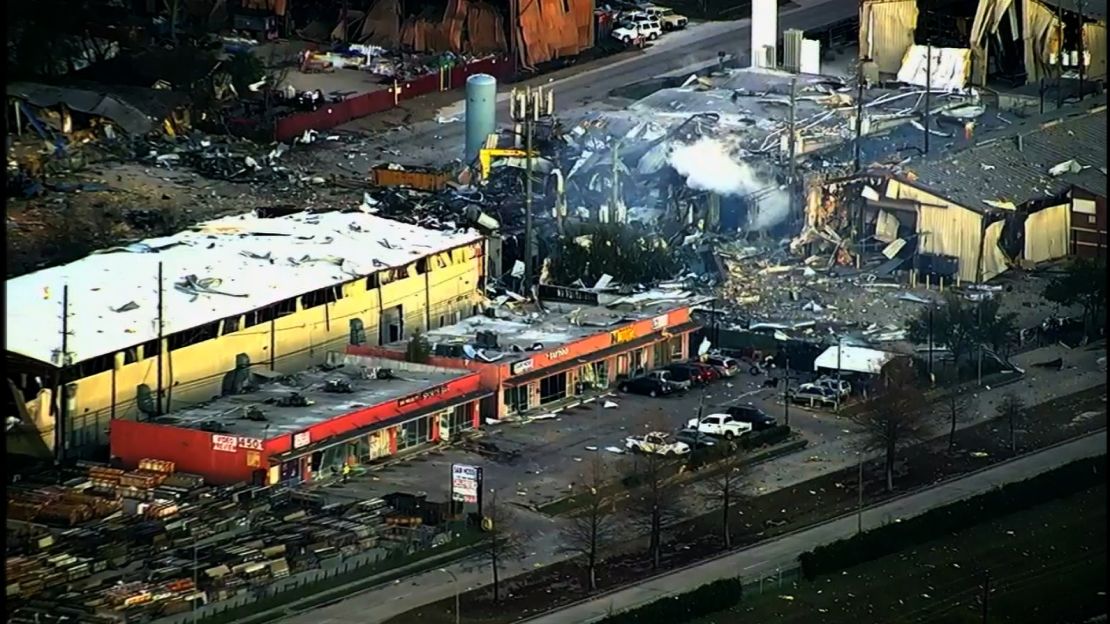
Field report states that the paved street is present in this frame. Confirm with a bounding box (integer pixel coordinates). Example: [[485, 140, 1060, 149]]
[[335, 0, 859, 168], [275, 341, 1105, 624], [523, 429, 1108, 623]]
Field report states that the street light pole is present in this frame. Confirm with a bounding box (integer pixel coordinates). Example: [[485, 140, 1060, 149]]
[[835, 335, 843, 413], [783, 353, 791, 427], [440, 568, 461, 624]]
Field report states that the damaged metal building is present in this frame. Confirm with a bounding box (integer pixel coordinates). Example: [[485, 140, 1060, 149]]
[[802, 104, 1106, 284]]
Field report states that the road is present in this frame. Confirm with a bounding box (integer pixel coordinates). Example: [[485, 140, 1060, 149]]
[[338, 0, 858, 167], [522, 429, 1108, 624], [271, 343, 1104, 624]]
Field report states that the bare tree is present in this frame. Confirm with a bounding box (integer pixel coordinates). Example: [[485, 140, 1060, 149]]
[[558, 454, 618, 591], [996, 393, 1024, 454], [941, 375, 970, 453], [478, 490, 524, 603], [703, 442, 745, 549], [628, 447, 678, 572], [851, 359, 934, 492]]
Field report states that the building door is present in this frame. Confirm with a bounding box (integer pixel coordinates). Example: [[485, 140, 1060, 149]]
[[369, 430, 390, 459], [380, 305, 404, 343]]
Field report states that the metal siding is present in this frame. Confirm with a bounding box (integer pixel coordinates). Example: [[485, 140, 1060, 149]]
[[893, 181, 987, 283], [110, 419, 255, 485], [861, 0, 919, 74], [1024, 203, 1072, 262]]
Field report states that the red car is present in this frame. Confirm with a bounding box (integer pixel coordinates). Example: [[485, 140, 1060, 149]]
[[685, 361, 722, 382]]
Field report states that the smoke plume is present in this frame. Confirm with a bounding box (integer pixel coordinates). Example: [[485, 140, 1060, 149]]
[[668, 137, 789, 231]]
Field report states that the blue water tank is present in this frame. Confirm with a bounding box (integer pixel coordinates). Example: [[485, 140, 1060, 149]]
[[465, 74, 497, 165]]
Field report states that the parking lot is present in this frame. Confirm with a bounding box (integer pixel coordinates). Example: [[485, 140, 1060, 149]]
[[315, 365, 857, 511]]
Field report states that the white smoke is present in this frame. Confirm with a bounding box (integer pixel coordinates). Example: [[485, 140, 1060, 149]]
[[667, 137, 790, 231]]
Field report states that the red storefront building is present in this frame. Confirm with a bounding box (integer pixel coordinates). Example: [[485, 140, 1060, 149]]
[[349, 296, 705, 420], [110, 355, 490, 485]]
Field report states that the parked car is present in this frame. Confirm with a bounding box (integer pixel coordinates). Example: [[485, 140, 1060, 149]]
[[674, 428, 717, 449], [725, 405, 778, 431], [809, 376, 852, 398], [662, 363, 708, 387], [684, 413, 753, 440], [649, 368, 693, 391], [625, 431, 691, 456], [618, 375, 675, 397], [642, 4, 688, 30], [685, 361, 722, 382], [611, 17, 662, 43], [704, 355, 741, 377], [789, 385, 838, 408]]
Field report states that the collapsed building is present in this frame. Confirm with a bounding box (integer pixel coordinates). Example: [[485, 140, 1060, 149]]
[[801, 105, 1107, 284], [861, 0, 1107, 89]]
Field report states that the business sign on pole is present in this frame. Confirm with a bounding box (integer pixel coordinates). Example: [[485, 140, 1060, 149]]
[[451, 463, 481, 504]]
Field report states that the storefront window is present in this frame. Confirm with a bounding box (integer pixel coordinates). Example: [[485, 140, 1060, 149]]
[[670, 336, 684, 360], [504, 386, 529, 414], [652, 343, 665, 368], [450, 404, 473, 433], [539, 372, 568, 405], [593, 361, 609, 386], [398, 416, 430, 451]]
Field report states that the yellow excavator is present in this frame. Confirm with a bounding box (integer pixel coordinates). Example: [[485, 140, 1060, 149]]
[[474, 134, 538, 181]]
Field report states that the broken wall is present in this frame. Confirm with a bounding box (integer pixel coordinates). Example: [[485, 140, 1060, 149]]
[[886, 179, 1009, 283], [513, 0, 595, 69], [969, 0, 1015, 85], [1023, 202, 1071, 263], [1022, 0, 1063, 83], [860, 0, 919, 75]]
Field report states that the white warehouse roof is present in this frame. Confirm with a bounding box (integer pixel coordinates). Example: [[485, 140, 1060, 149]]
[[6, 210, 482, 367], [813, 345, 898, 375]]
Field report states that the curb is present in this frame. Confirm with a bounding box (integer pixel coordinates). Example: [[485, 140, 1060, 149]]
[[513, 426, 1107, 623]]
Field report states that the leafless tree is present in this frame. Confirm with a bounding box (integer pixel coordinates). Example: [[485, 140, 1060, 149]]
[[628, 447, 678, 572], [851, 358, 933, 492], [558, 454, 619, 591], [996, 393, 1024, 454], [941, 374, 970, 453], [478, 490, 524, 603], [702, 442, 746, 549]]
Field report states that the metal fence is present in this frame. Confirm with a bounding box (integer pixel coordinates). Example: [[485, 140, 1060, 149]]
[[743, 565, 803, 598]]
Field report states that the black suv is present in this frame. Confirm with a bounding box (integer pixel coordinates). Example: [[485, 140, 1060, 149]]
[[725, 405, 778, 430]]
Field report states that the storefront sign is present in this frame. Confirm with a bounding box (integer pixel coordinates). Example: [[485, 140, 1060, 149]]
[[398, 385, 447, 407], [293, 431, 311, 449], [652, 313, 670, 330], [212, 434, 264, 453], [511, 358, 535, 375], [545, 346, 570, 361], [451, 463, 482, 504], [610, 326, 637, 345]]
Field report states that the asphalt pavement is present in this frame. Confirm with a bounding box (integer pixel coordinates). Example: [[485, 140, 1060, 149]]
[[522, 429, 1109, 624], [275, 344, 1104, 624]]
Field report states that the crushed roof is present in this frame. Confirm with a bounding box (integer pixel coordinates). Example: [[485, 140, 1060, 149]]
[[6, 211, 482, 366], [897, 107, 1107, 210]]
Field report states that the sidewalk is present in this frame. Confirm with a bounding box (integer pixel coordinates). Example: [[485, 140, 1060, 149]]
[[524, 430, 1108, 624], [277, 343, 1104, 624]]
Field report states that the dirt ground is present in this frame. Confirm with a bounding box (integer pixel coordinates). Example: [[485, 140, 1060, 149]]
[[382, 385, 1107, 624]]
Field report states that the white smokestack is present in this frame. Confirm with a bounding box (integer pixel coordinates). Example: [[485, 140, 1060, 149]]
[[751, 0, 778, 69]]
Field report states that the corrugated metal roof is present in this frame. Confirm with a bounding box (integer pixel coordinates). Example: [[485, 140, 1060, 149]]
[[897, 108, 1107, 211]]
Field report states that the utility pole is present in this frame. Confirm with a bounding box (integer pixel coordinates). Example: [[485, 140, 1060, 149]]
[[924, 40, 932, 154], [56, 285, 71, 465], [1056, 1, 1065, 109], [856, 452, 864, 533], [1077, 0, 1086, 100], [788, 77, 798, 224], [157, 261, 165, 416], [853, 57, 865, 172], [611, 140, 621, 223], [509, 86, 553, 293], [835, 335, 843, 413]]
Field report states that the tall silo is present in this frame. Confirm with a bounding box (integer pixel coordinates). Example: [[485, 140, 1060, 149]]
[[465, 74, 497, 165]]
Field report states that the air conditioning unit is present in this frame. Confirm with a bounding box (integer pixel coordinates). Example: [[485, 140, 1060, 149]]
[[783, 29, 804, 73]]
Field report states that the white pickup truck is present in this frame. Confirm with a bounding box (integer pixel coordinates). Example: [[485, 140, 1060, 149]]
[[685, 413, 753, 440], [625, 432, 691, 456]]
